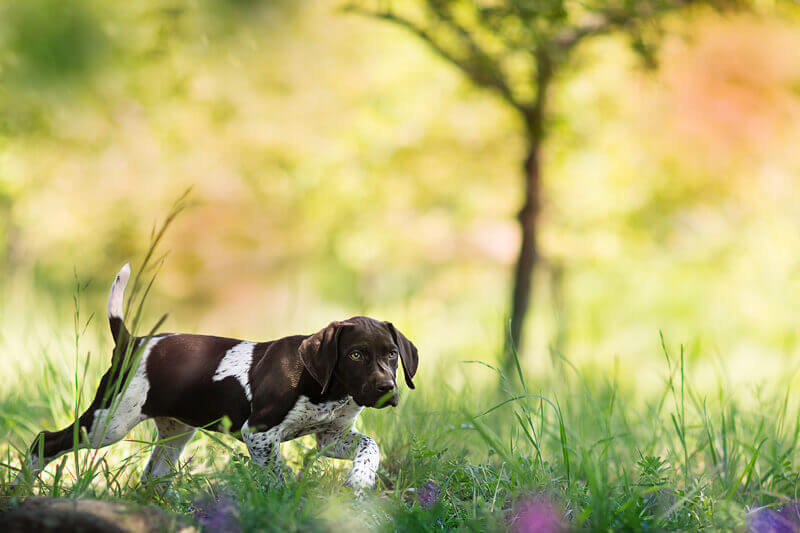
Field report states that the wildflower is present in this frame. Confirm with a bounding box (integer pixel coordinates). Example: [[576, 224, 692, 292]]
[[192, 493, 241, 533], [416, 481, 441, 510], [510, 496, 562, 533], [749, 502, 800, 533]]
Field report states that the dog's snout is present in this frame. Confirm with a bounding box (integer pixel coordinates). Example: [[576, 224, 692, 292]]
[[376, 379, 395, 393]]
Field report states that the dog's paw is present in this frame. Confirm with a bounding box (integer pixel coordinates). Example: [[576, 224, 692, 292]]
[[344, 477, 376, 502]]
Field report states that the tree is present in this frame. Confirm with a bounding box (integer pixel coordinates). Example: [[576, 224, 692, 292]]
[[347, 0, 733, 369]]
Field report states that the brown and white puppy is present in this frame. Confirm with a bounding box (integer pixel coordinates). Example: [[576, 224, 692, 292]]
[[14, 264, 418, 492]]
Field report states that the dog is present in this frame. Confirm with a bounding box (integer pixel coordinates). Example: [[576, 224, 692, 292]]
[[13, 264, 418, 493]]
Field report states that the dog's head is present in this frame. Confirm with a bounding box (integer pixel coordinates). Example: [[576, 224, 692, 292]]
[[298, 316, 418, 408]]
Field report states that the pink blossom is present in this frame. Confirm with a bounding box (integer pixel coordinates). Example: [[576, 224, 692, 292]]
[[510, 496, 562, 533]]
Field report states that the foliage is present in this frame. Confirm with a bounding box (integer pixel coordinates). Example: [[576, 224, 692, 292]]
[[346, 0, 750, 361], [0, 1, 798, 367], [346, 0, 730, 124]]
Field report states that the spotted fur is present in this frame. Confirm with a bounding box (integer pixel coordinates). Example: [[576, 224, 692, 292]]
[[316, 427, 379, 490], [241, 396, 375, 486]]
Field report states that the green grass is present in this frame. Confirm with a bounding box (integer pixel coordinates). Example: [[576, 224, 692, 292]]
[[2, 300, 799, 532], [1, 204, 798, 531]]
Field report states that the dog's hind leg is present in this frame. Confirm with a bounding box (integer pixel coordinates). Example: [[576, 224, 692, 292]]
[[13, 345, 155, 488], [12, 408, 94, 486], [140, 417, 195, 489], [12, 401, 147, 487]]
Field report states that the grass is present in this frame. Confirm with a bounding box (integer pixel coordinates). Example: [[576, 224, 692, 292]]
[[2, 300, 799, 532], [1, 203, 799, 531]]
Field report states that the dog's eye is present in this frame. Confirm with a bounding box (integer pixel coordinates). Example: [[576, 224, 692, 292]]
[[388, 350, 399, 359], [349, 351, 363, 361]]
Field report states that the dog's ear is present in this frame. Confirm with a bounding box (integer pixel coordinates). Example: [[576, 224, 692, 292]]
[[299, 321, 346, 394], [385, 322, 418, 389]]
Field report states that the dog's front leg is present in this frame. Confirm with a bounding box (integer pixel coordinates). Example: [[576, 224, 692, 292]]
[[242, 426, 285, 484], [316, 428, 379, 491]]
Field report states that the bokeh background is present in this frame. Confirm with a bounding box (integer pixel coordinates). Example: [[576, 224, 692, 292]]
[[1, 0, 800, 397]]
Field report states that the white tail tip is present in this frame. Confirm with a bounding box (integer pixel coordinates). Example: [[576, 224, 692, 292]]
[[108, 263, 131, 319]]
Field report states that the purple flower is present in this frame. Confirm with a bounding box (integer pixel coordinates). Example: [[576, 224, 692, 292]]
[[749, 502, 800, 533], [192, 494, 241, 533], [510, 496, 562, 533], [416, 481, 441, 510]]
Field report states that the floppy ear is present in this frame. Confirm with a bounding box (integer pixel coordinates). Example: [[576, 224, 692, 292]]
[[299, 321, 344, 394], [385, 322, 419, 389]]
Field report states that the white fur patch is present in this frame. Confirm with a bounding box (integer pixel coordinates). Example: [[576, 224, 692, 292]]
[[87, 335, 163, 446], [212, 341, 255, 401]]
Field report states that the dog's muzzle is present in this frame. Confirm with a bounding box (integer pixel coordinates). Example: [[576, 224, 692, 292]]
[[373, 379, 397, 408]]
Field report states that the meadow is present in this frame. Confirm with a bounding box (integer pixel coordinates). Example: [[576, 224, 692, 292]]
[[2, 257, 800, 532], [2, 0, 800, 531]]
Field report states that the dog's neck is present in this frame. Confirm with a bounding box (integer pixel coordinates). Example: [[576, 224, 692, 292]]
[[322, 376, 353, 404]]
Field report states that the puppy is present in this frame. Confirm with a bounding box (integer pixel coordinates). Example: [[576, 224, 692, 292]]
[[14, 264, 418, 492]]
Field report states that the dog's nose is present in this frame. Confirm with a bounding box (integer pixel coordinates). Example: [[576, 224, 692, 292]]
[[376, 380, 395, 393]]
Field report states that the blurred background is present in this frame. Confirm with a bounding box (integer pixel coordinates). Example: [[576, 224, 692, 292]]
[[1, 0, 799, 394]]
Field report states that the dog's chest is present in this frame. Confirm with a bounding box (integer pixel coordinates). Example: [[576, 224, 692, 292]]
[[279, 396, 362, 441]]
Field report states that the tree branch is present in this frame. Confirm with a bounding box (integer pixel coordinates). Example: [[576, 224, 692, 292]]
[[553, 10, 634, 50], [346, 5, 533, 116], [555, 0, 694, 51]]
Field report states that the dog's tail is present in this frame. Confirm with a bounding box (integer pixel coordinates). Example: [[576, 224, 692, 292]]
[[108, 263, 131, 345]]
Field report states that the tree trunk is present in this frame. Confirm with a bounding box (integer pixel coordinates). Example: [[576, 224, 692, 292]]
[[504, 136, 542, 367], [503, 52, 551, 371]]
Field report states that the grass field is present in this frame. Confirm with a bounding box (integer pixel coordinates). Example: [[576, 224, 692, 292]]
[[2, 281, 799, 532]]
